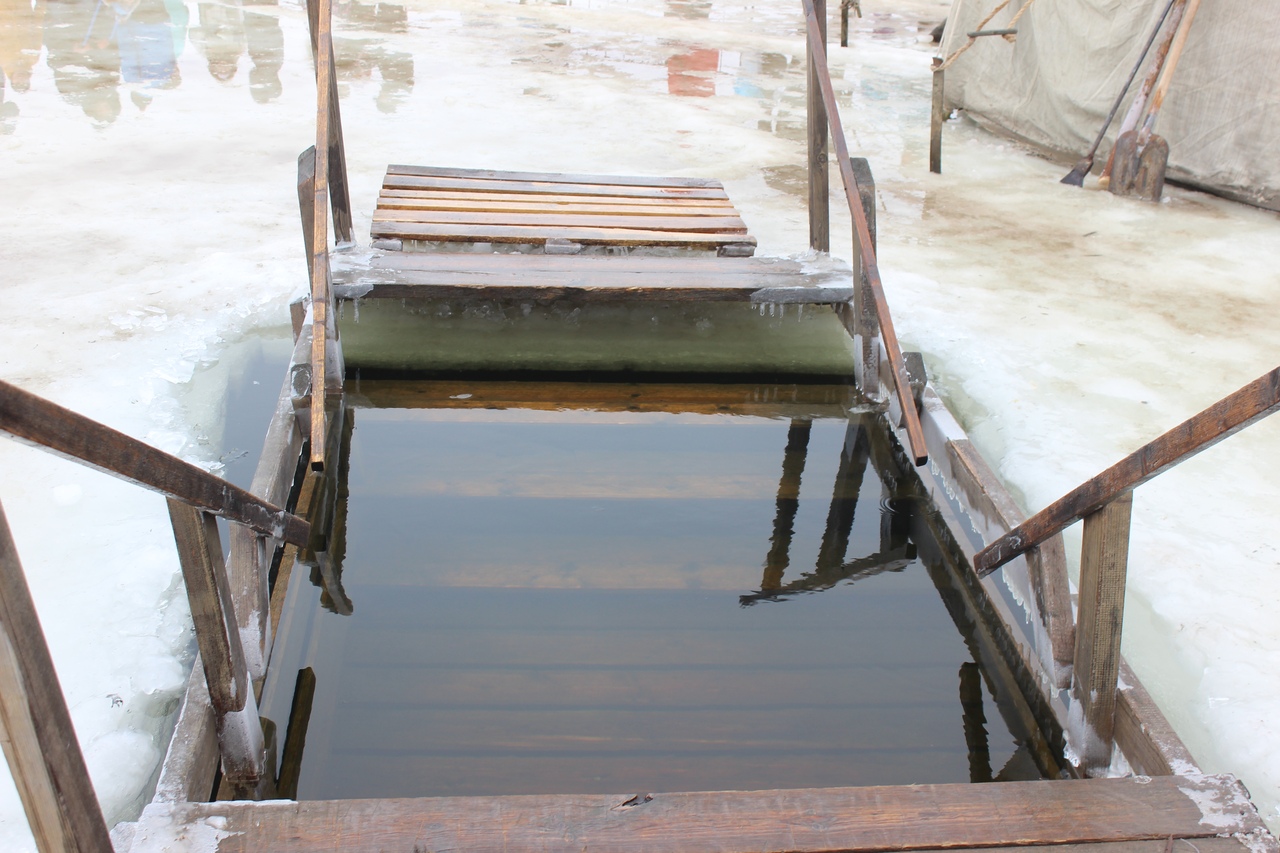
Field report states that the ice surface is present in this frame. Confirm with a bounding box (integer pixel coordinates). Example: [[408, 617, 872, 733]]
[[2, 0, 1279, 847]]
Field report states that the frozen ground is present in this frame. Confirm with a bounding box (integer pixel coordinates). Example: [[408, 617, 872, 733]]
[[1, 0, 1277, 847]]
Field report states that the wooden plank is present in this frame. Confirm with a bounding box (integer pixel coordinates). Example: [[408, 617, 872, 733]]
[[382, 174, 732, 200], [1073, 492, 1133, 775], [368, 252, 797, 275], [346, 381, 856, 416], [387, 165, 724, 189], [167, 502, 265, 785], [946, 439, 1074, 685], [1114, 658, 1199, 777], [341, 267, 822, 289], [372, 209, 749, 233], [800, 0, 927, 467], [0, 379, 308, 546], [131, 774, 1269, 853], [807, 0, 829, 252], [308, 0, 334, 473], [380, 188, 737, 208], [975, 366, 1280, 574], [0, 500, 114, 853], [376, 198, 740, 217], [371, 221, 756, 247], [371, 207, 747, 230]]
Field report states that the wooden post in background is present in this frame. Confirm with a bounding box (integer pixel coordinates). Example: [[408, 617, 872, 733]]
[[167, 501, 266, 791], [304, 0, 353, 244], [1072, 490, 1133, 775], [807, 0, 829, 252], [930, 57, 945, 174], [0, 501, 113, 853]]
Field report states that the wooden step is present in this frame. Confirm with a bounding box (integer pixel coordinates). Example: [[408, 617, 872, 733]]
[[373, 166, 755, 254], [126, 774, 1275, 853]]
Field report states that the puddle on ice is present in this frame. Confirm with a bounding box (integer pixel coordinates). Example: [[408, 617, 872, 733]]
[[258, 381, 1059, 799]]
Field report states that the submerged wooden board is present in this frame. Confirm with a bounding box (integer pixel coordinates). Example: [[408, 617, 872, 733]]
[[374, 166, 752, 253], [129, 774, 1272, 853]]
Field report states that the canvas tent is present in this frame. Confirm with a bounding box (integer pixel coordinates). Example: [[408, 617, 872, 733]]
[[937, 0, 1280, 210]]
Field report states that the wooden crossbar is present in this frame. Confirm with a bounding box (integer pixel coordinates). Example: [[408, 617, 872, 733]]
[[0, 379, 309, 545], [975, 366, 1280, 574]]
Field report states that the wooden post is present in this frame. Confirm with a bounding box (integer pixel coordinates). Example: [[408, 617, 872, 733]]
[[930, 57, 944, 174], [305, 0, 353, 244], [849, 157, 879, 396], [167, 501, 266, 789], [0, 501, 113, 853], [297, 147, 317, 281], [807, 0, 829, 252], [1072, 490, 1133, 775], [839, 0, 853, 47]]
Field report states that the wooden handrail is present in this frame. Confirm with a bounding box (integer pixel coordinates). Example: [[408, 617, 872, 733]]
[[309, 0, 335, 472], [975, 366, 1280, 575], [0, 379, 309, 546], [799, 0, 928, 466]]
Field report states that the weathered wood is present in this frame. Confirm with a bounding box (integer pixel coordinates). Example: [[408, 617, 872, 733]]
[[1073, 491, 1133, 775], [380, 188, 736, 208], [800, 0, 927, 466], [930, 58, 944, 174], [387, 165, 723, 188], [975, 366, 1280, 574], [0, 379, 308, 545], [308, 0, 334, 473], [376, 198, 740, 217], [129, 774, 1268, 853], [0, 500, 114, 853], [346, 380, 857, 417], [152, 660, 219, 803], [382, 174, 731, 200], [373, 209, 749, 233], [1114, 658, 1199, 776], [297, 147, 317, 280], [371, 220, 757, 248], [946, 439, 1075, 684], [167, 501, 265, 785], [807, 0, 829, 252], [369, 252, 799, 275], [304, 0, 352, 243]]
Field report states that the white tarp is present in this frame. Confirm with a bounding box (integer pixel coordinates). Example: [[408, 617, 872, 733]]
[[938, 0, 1280, 210]]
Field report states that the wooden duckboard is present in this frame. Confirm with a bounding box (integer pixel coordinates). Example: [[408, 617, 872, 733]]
[[372, 166, 757, 254], [127, 774, 1275, 853], [333, 252, 851, 304]]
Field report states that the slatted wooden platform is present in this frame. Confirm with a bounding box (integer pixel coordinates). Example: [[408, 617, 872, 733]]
[[371, 166, 757, 256], [125, 774, 1276, 853], [333, 252, 850, 304]]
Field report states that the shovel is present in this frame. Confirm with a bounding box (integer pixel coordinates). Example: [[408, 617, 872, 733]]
[[1109, 0, 1201, 201], [1061, 0, 1178, 186]]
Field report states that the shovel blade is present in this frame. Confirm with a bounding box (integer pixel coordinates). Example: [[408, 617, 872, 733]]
[[1109, 131, 1169, 202]]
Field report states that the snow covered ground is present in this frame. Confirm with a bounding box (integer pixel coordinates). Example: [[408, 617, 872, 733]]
[[1, 0, 1277, 847]]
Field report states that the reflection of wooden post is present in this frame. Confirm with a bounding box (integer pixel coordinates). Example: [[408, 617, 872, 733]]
[[815, 421, 868, 570], [959, 662, 993, 783], [807, 0, 829, 252], [168, 501, 266, 791], [762, 420, 813, 590], [1072, 490, 1133, 775], [0, 501, 114, 853], [277, 667, 317, 799], [930, 58, 944, 174]]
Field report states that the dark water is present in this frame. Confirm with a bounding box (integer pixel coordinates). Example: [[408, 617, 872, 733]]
[[259, 386, 1053, 799]]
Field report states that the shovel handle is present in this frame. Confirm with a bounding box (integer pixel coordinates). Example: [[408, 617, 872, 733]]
[[1139, 0, 1202, 142]]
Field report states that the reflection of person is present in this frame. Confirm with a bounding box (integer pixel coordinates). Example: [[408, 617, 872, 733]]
[[44, 0, 122, 124], [1, 0, 45, 131], [194, 0, 244, 82], [116, 0, 180, 89], [244, 7, 281, 102]]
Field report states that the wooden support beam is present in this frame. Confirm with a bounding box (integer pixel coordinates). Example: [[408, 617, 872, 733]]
[[975, 366, 1280, 574], [807, 0, 829, 252], [1072, 491, 1133, 775], [0, 380, 309, 546], [0, 501, 113, 853], [167, 501, 265, 787], [308, 0, 334, 473], [304, 0, 352, 243], [930, 58, 944, 174], [297, 147, 317, 281]]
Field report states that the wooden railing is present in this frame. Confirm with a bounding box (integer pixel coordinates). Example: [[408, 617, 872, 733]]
[[974, 366, 1280, 772], [800, 0, 928, 466], [0, 380, 311, 849], [298, 0, 352, 474]]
